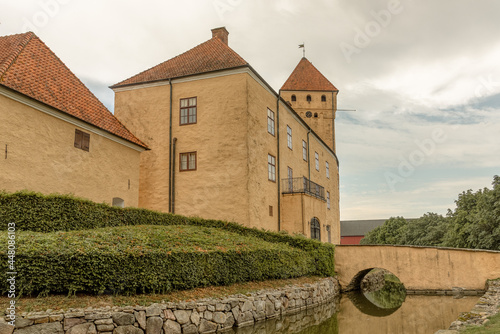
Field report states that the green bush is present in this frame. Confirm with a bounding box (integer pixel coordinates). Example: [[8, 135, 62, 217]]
[[0, 225, 316, 295], [0, 191, 335, 295]]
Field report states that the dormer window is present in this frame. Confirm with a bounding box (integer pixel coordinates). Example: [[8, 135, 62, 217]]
[[306, 95, 311, 102], [291, 95, 296, 102]]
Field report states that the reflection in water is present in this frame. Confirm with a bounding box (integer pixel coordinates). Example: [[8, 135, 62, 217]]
[[234, 298, 340, 334], [337, 295, 479, 334], [233, 294, 479, 334], [345, 290, 401, 317], [364, 279, 407, 310]]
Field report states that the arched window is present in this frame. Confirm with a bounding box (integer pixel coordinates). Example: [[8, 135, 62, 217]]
[[314, 113, 319, 118], [321, 95, 326, 102], [306, 95, 312, 102], [112, 197, 125, 208], [310, 217, 321, 241], [291, 95, 296, 102]]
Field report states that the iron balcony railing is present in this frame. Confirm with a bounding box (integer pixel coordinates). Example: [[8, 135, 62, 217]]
[[281, 177, 325, 201]]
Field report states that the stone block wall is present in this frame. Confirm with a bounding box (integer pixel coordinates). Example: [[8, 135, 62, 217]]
[[0, 277, 339, 334]]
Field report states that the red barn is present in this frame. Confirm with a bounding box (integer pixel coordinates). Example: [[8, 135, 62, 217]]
[[340, 219, 387, 245]]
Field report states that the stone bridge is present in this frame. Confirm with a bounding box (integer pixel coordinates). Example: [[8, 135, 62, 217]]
[[334, 245, 500, 291]]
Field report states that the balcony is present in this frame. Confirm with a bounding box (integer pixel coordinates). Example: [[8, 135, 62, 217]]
[[281, 177, 325, 201]]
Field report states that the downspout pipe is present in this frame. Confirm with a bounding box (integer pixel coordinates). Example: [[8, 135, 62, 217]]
[[307, 130, 311, 180], [172, 137, 177, 214], [331, 91, 335, 153], [168, 78, 173, 212], [276, 94, 281, 232]]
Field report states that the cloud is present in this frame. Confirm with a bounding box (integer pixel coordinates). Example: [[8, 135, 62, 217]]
[[2, 0, 499, 221]]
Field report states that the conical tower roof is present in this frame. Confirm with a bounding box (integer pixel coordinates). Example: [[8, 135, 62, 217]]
[[281, 57, 337, 92]]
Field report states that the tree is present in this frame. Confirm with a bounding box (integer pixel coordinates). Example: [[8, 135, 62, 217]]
[[361, 217, 408, 245], [360, 175, 500, 250], [405, 213, 448, 247], [443, 175, 500, 250]]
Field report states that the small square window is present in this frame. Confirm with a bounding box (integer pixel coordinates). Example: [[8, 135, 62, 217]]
[[180, 152, 197, 171], [74, 129, 90, 152]]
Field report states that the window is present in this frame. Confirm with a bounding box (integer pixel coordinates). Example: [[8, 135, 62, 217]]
[[268, 154, 276, 182], [287, 125, 292, 149], [291, 95, 296, 102], [180, 97, 197, 125], [326, 161, 330, 179], [112, 197, 125, 208], [302, 140, 307, 161], [74, 129, 90, 152], [287, 166, 293, 191], [315, 152, 319, 171], [314, 113, 319, 118], [269, 206, 273, 217], [267, 108, 275, 136], [311, 217, 321, 241], [321, 95, 326, 102], [305, 111, 312, 118], [307, 95, 311, 102], [327, 192, 330, 209], [180, 152, 197, 171]]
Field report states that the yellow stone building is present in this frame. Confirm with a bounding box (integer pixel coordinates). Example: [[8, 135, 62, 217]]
[[112, 28, 340, 243], [0, 32, 148, 207], [0, 28, 341, 243]]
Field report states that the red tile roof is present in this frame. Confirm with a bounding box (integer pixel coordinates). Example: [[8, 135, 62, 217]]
[[0, 32, 147, 148], [112, 37, 248, 88], [281, 57, 337, 92]]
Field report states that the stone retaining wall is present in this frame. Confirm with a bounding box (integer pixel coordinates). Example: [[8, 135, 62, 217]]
[[434, 278, 500, 334], [0, 277, 339, 334]]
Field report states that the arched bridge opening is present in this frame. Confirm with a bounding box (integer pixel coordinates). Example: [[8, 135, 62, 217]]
[[343, 267, 407, 317]]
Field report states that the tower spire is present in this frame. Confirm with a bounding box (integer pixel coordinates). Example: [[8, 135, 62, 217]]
[[298, 43, 305, 58]]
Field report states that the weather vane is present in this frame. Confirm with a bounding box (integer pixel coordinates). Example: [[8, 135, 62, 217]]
[[299, 43, 305, 58]]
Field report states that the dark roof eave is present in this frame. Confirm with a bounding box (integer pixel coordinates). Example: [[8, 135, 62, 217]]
[[110, 64, 251, 90], [280, 88, 340, 93], [0, 84, 149, 150]]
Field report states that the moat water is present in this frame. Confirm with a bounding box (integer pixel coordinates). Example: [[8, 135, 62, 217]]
[[233, 293, 479, 334]]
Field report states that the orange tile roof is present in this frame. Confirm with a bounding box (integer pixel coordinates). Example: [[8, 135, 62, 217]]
[[281, 57, 337, 92], [112, 37, 248, 88], [0, 32, 147, 148]]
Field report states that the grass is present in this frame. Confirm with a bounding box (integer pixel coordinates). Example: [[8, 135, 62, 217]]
[[2, 224, 298, 255], [0, 276, 323, 313], [460, 310, 500, 333]]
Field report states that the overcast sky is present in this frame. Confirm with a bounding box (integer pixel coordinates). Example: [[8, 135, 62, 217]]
[[2, 0, 499, 220]]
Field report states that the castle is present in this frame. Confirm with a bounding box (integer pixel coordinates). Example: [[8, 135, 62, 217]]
[[0, 27, 340, 243]]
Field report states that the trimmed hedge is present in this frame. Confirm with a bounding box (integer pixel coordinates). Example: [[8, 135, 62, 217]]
[[0, 225, 315, 295], [0, 191, 335, 295]]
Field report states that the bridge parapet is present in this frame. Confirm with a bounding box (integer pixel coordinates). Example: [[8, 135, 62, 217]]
[[334, 245, 500, 292]]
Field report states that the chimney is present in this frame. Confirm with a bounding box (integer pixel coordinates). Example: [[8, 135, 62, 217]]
[[211, 27, 229, 45]]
